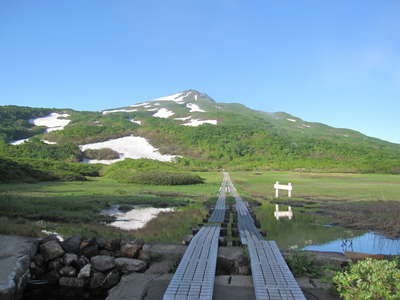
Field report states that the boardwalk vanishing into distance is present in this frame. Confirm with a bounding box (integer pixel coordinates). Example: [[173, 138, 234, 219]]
[[226, 173, 306, 300], [163, 172, 305, 300]]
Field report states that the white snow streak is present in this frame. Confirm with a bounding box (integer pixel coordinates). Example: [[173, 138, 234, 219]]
[[287, 118, 297, 122], [130, 119, 142, 125], [174, 116, 192, 121], [182, 119, 217, 127], [186, 103, 205, 112], [102, 108, 138, 115], [41, 139, 57, 145], [10, 138, 29, 145], [153, 108, 175, 118], [30, 113, 71, 132], [80, 135, 177, 164]]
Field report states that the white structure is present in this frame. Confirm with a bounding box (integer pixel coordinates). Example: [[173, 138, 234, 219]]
[[274, 205, 293, 220], [274, 181, 293, 198]]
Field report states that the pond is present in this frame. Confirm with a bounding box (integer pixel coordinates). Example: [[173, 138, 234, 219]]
[[101, 205, 174, 230], [256, 202, 400, 255], [304, 232, 400, 255]]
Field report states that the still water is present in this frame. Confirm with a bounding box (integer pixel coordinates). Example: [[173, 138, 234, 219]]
[[256, 202, 400, 255]]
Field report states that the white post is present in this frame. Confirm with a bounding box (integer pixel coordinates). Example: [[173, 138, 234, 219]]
[[275, 181, 279, 198], [288, 182, 292, 198], [288, 206, 293, 220]]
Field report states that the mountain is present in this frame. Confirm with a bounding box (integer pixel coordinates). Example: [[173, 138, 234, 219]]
[[1, 89, 399, 174]]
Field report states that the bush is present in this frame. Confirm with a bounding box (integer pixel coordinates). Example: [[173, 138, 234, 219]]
[[333, 259, 400, 300], [127, 171, 204, 185], [286, 251, 320, 277], [83, 148, 120, 160]]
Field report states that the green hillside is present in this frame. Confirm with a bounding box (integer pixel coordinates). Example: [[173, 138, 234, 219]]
[[1, 90, 399, 178]]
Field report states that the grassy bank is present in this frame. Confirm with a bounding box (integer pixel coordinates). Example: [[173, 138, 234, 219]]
[[229, 171, 400, 240], [0, 173, 221, 241]]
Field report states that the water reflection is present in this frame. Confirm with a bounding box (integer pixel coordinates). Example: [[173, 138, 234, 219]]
[[304, 232, 400, 255]]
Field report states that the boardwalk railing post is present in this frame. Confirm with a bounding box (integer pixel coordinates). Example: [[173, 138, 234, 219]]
[[275, 181, 279, 198]]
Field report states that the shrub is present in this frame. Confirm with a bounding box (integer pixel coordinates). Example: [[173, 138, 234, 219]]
[[333, 259, 400, 300], [83, 148, 120, 160], [127, 171, 204, 185], [286, 251, 320, 277]]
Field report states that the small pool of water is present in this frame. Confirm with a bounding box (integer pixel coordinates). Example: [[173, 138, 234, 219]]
[[303, 232, 400, 255], [101, 205, 174, 230]]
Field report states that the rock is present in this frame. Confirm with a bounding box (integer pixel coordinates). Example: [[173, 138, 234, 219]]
[[182, 235, 193, 245], [39, 234, 60, 244], [48, 257, 64, 272], [99, 250, 114, 256], [42, 270, 60, 285], [81, 244, 99, 258], [137, 244, 151, 262], [217, 247, 249, 275], [40, 240, 65, 262], [145, 260, 176, 274], [59, 277, 85, 288], [33, 253, 44, 267], [139, 243, 187, 262], [0, 235, 38, 300], [59, 266, 77, 277], [115, 258, 147, 274], [30, 261, 45, 277], [78, 264, 91, 279], [120, 240, 144, 258], [91, 255, 115, 272], [90, 271, 106, 289], [61, 236, 82, 254], [105, 273, 159, 300], [96, 238, 107, 250], [103, 270, 121, 289], [64, 253, 78, 266], [77, 255, 90, 269]]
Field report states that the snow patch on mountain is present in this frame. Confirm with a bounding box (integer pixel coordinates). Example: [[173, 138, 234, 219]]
[[102, 108, 138, 115], [10, 138, 29, 145], [41, 139, 57, 145], [153, 108, 175, 118], [186, 103, 205, 112], [287, 118, 297, 122], [182, 119, 217, 127], [80, 135, 177, 164], [30, 113, 71, 132], [130, 119, 142, 125], [153, 92, 185, 103], [174, 116, 192, 121]]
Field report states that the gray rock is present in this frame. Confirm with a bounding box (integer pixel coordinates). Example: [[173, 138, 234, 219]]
[[99, 250, 114, 256], [78, 264, 91, 279], [182, 235, 193, 245], [63, 253, 78, 266], [105, 273, 159, 300], [137, 244, 151, 262], [283, 250, 351, 268], [91, 255, 115, 272], [90, 271, 106, 289], [59, 266, 77, 277], [115, 258, 147, 274], [81, 244, 99, 258], [48, 257, 64, 272], [139, 243, 187, 262], [32, 254, 44, 267], [144, 260, 176, 274], [40, 240, 65, 262], [42, 270, 60, 285], [103, 270, 121, 289], [59, 277, 85, 288], [61, 236, 81, 254], [120, 240, 144, 258], [96, 238, 107, 250], [77, 255, 89, 269], [0, 235, 38, 300]]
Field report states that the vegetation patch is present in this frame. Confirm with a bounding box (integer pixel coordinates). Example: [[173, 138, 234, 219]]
[[83, 148, 120, 160], [125, 171, 204, 185], [333, 259, 400, 299]]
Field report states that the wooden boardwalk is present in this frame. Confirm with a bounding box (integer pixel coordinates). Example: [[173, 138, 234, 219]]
[[164, 173, 305, 300], [163, 175, 227, 300], [226, 173, 306, 300]]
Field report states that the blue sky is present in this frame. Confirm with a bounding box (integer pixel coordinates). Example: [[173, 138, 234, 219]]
[[1, 1, 399, 143]]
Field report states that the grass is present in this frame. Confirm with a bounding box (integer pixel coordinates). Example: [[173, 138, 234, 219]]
[[229, 171, 400, 201], [229, 171, 400, 243], [0, 173, 221, 241]]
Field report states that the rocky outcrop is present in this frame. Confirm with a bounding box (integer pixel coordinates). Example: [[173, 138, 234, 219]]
[[0, 235, 38, 300]]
